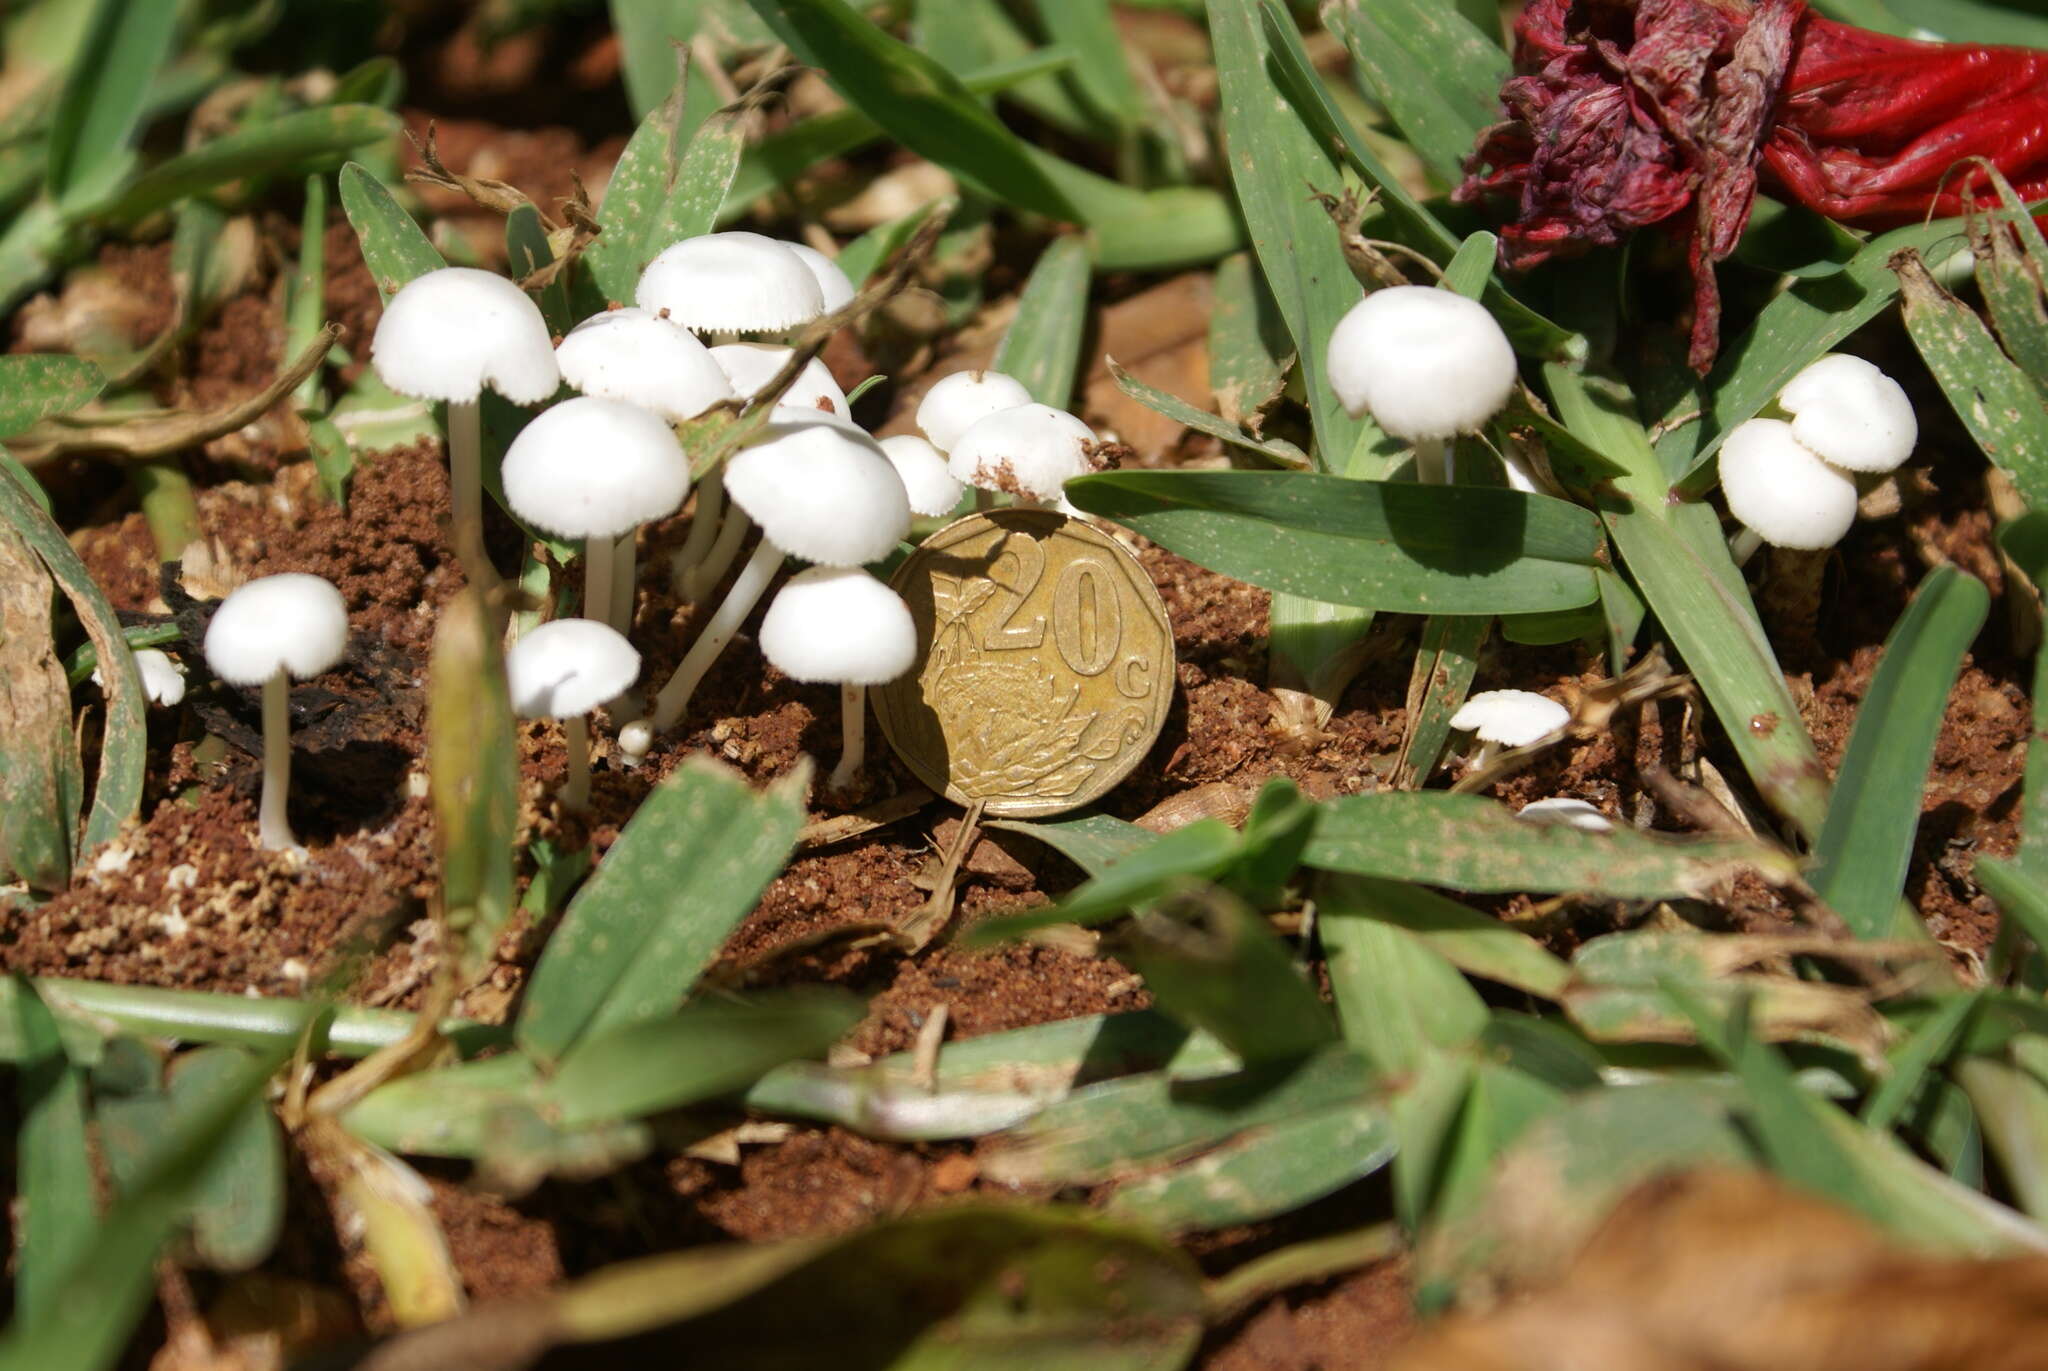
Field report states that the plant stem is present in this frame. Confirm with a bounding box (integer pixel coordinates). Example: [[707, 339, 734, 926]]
[[446, 397, 481, 545], [1413, 437, 1448, 484], [562, 714, 591, 810], [610, 530, 636, 631], [1728, 526, 1763, 566], [257, 670, 298, 851], [669, 466, 724, 595], [685, 502, 750, 601], [130, 456, 200, 561], [651, 537, 782, 730], [583, 533, 615, 631], [1203, 1222, 1403, 1321], [828, 682, 864, 792]]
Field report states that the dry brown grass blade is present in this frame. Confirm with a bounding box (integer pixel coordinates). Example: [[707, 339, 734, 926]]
[[14, 323, 341, 466]]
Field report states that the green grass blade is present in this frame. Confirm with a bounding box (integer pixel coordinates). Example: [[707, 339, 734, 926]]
[[1121, 886, 1338, 1063], [12, 981, 94, 1322], [543, 992, 864, 1128], [1208, 251, 1293, 428], [45, 0, 177, 209], [0, 356, 105, 438], [967, 819, 1240, 940], [1110, 359, 1308, 467], [1863, 993, 1979, 1132], [586, 84, 683, 307], [101, 106, 400, 223], [994, 235, 1091, 409], [743, 0, 1080, 219], [1809, 564, 1988, 938], [1032, 0, 1143, 129], [506, 203, 569, 335], [516, 758, 809, 1064], [0, 464, 144, 852], [1971, 172, 2048, 388], [428, 589, 518, 982], [1393, 614, 1487, 786], [339, 161, 445, 303], [1956, 1049, 2048, 1220], [1322, 0, 1507, 190], [609, 0, 725, 129], [1305, 792, 1793, 897], [1066, 469, 1604, 616], [834, 198, 955, 286], [1997, 514, 2048, 889], [1896, 247, 2048, 507], [1320, 879, 1488, 1073], [983, 812, 1154, 875], [1105, 1101, 1393, 1232], [0, 1037, 295, 1371], [0, 524, 81, 891], [1323, 875, 1570, 1000], [288, 174, 329, 410], [641, 100, 749, 257]]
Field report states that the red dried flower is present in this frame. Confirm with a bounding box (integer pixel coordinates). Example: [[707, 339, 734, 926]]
[[1458, 0, 2048, 369]]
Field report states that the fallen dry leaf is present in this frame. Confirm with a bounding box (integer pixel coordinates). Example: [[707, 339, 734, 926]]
[[1082, 272, 1213, 460]]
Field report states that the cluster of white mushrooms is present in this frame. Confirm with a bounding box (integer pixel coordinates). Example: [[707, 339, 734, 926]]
[[188, 230, 1107, 849], [1718, 353, 1918, 559]]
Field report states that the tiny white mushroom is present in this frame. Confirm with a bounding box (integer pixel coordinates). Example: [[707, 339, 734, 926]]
[[1517, 797, 1613, 833], [506, 618, 641, 810], [915, 370, 1034, 452], [636, 232, 826, 335], [647, 418, 910, 735], [501, 397, 689, 638], [202, 574, 350, 852], [370, 267, 560, 543], [946, 403, 1098, 507], [1450, 688, 1569, 768], [785, 243, 856, 314], [758, 567, 917, 791], [708, 342, 851, 422], [1325, 285, 1517, 483], [556, 307, 735, 422], [879, 433, 966, 517], [1776, 353, 1917, 473], [95, 648, 186, 707], [1719, 417, 1858, 562]]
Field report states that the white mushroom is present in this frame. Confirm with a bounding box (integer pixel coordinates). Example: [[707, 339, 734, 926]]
[[708, 342, 851, 422], [879, 433, 966, 518], [95, 647, 186, 707], [785, 243, 856, 314], [1775, 353, 1917, 473], [1718, 417, 1858, 562], [645, 418, 910, 738], [1325, 285, 1517, 483], [758, 566, 917, 792], [202, 574, 350, 852], [946, 403, 1099, 507], [370, 267, 560, 544], [1450, 688, 1569, 768], [506, 618, 641, 810], [555, 307, 734, 422], [1517, 797, 1613, 833], [635, 232, 826, 335], [915, 370, 1034, 452], [501, 397, 689, 637]]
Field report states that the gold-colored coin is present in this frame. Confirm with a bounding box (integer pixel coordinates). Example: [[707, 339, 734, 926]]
[[875, 509, 1175, 818]]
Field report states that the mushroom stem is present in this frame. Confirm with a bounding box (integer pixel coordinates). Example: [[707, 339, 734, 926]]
[[583, 534, 617, 631], [1413, 437, 1449, 485], [610, 530, 637, 632], [973, 488, 995, 513], [685, 505, 751, 602], [669, 467, 725, 595], [828, 682, 865, 793], [1728, 527, 1764, 567], [447, 398, 482, 543], [257, 670, 299, 852], [562, 714, 592, 810], [650, 537, 783, 731]]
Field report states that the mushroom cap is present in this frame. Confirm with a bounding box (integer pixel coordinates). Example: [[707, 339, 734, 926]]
[[724, 418, 911, 567], [635, 232, 826, 333], [784, 243, 856, 314], [1326, 285, 1518, 441], [1517, 797, 1612, 832], [1776, 353, 1917, 473], [879, 433, 966, 517], [1719, 418, 1858, 551], [556, 307, 734, 422], [501, 396, 690, 540], [96, 648, 186, 707], [709, 342, 851, 423], [915, 370, 1035, 452], [1449, 689, 1568, 747], [758, 566, 917, 685], [946, 403, 1098, 501], [370, 267, 561, 406], [506, 618, 641, 718], [204, 574, 349, 686]]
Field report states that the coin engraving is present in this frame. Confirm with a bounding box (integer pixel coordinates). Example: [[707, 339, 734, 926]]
[[874, 510, 1175, 818]]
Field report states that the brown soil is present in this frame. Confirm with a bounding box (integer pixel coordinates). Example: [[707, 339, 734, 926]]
[[9, 72, 2035, 1371]]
